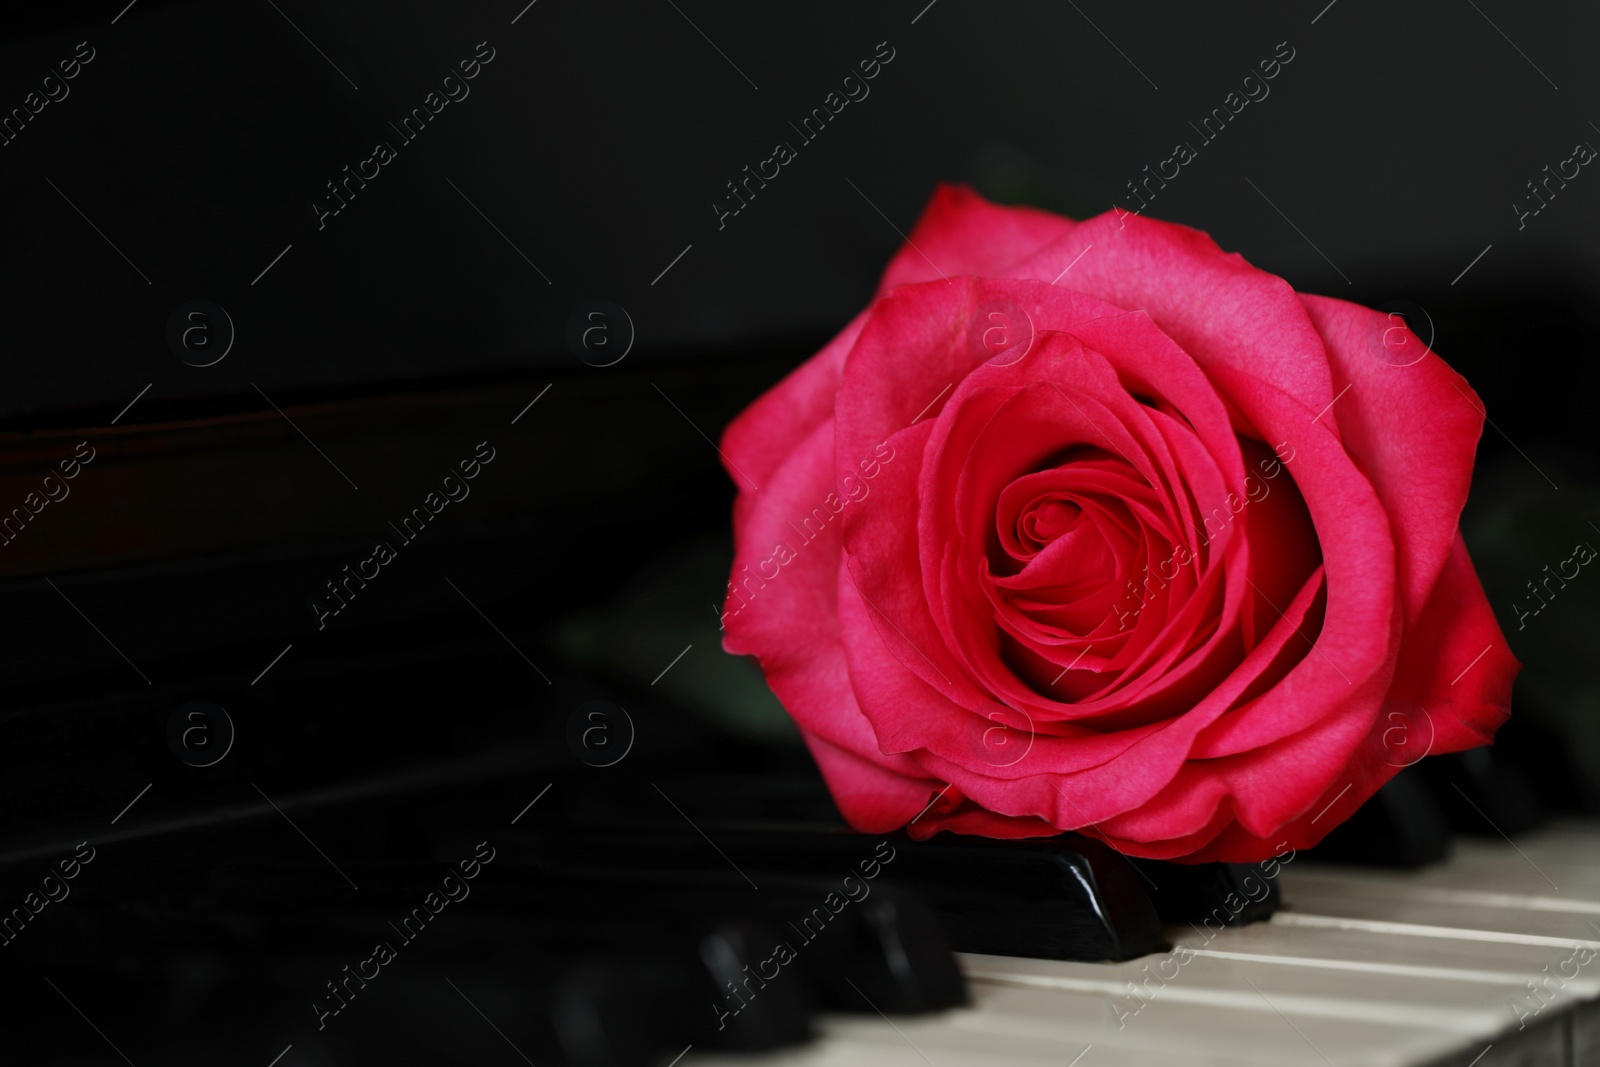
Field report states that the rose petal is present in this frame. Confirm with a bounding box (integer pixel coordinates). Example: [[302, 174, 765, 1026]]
[[721, 416, 925, 784], [1299, 294, 1487, 628], [1013, 211, 1338, 423], [800, 726, 937, 833], [876, 183, 1078, 295], [1385, 533, 1517, 752], [723, 310, 868, 517]]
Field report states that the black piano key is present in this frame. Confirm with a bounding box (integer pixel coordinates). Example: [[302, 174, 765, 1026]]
[[888, 834, 1164, 961], [691, 919, 816, 1050], [8, 843, 823, 1060], [490, 872, 966, 1016], [1306, 750, 1545, 869], [18, 890, 812, 1064], [1416, 748, 1545, 837], [1304, 768, 1452, 867], [5, 946, 694, 1067], [1491, 711, 1600, 813], [846, 886, 970, 1012], [508, 823, 1165, 962], [1128, 859, 1282, 927], [185, 861, 964, 1016], [302, 956, 712, 1067]]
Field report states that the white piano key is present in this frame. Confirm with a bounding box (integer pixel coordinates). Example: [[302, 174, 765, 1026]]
[[1482, 821, 1600, 864], [868, 977, 1474, 1066], [680, 1028, 1094, 1067], [1287, 869, 1600, 917], [1286, 824, 1600, 915], [693, 959, 1482, 1067], [1271, 909, 1600, 949], [1170, 920, 1600, 1001], [691, 1002, 1566, 1067], [1280, 883, 1600, 944], [1284, 824, 1600, 939], [961, 950, 1522, 1027], [747, 1011, 1294, 1067]]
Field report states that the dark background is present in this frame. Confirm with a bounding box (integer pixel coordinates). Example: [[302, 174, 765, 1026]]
[[3, 1, 1597, 411], [2, 0, 1598, 821]]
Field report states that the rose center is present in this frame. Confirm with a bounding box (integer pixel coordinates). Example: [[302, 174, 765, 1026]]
[[984, 461, 1177, 686], [1016, 497, 1083, 555]]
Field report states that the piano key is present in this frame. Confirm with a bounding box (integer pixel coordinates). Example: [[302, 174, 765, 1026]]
[[8, 951, 698, 1067], [1160, 920, 1600, 1002], [1489, 712, 1600, 817], [482, 872, 967, 1016], [1286, 822, 1600, 917], [1286, 869, 1600, 922], [1417, 750, 1545, 837], [682, 1026, 1190, 1067], [1280, 879, 1600, 944], [825, 881, 970, 1013], [1273, 898, 1600, 950], [964, 921, 1599, 1055], [960, 947, 1544, 1030], [510, 824, 1165, 962], [1351, 855, 1600, 904], [691, 918, 817, 1051], [698, 927, 1574, 1067], [841, 976, 1487, 1067], [1460, 821, 1600, 872], [803, 1010, 1336, 1067], [16, 889, 818, 1058], [183, 861, 966, 1017], [1128, 859, 1282, 927], [1303, 771, 1453, 867], [704, 824, 1600, 1067]]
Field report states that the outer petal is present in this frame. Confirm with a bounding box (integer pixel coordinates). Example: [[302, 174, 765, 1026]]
[[722, 310, 867, 515], [1386, 533, 1518, 752], [1012, 211, 1338, 423], [1299, 293, 1486, 626], [721, 417, 927, 787], [799, 727, 934, 833], [1185, 362, 1398, 757], [875, 183, 1077, 295]]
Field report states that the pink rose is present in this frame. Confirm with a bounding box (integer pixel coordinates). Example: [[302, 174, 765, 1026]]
[[719, 185, 1517, 861]]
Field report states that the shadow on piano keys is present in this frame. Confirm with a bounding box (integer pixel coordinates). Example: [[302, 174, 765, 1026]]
[[2, 721, 1596, 1066]]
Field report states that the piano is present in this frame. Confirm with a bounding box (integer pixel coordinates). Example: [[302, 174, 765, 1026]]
[[705, 827, 1600, 1067], [0, 389, 1595, 1064]]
